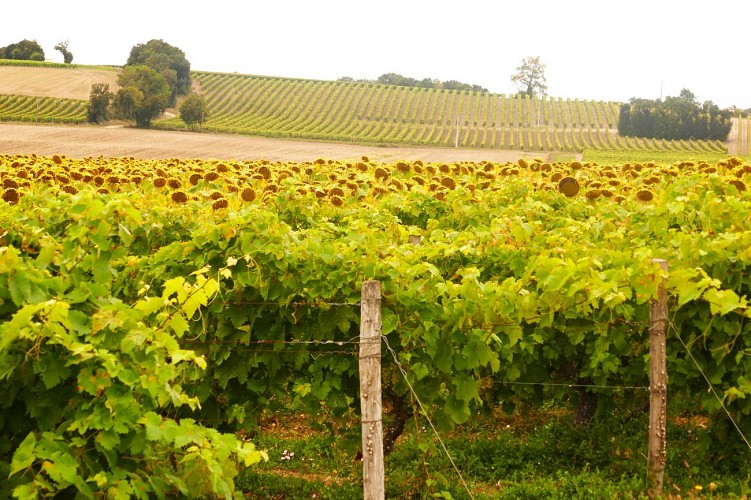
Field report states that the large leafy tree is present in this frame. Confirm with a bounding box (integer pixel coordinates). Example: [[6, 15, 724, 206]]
[[126, 39, 191, 106], [510, 56, 547, 98], [1, 39, 45, 61], [86, 83, 114, 124], [179, 92, 210, 129], [112, 65, 171, 127]]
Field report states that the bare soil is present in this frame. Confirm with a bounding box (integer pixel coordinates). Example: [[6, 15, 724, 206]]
[[0, 66, 120, 100], [0, 123, 534, 163]]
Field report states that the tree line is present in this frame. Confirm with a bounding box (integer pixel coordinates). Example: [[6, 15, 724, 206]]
[[1, 38, 73, 64], [1, 39, 45, 61], [618, 89, 732, 141], [339, 73, 489, 93]]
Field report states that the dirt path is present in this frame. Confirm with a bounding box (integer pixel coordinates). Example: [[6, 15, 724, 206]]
[[0, 123, 537, 163]]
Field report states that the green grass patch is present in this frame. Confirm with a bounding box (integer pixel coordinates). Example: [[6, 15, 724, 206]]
[[582, 148, 747, 165], [0, 58, 75, 69], [549, 152, 581, 163], [236, 400, 751, 499]]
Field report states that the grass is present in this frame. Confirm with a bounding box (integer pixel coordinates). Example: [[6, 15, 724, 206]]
[[235, 397, 751, 499], [582, 149, 747, 165]]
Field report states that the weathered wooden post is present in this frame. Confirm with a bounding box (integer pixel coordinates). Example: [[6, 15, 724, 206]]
[[648, 259, 668, 496], [359, 280, 384, 499]]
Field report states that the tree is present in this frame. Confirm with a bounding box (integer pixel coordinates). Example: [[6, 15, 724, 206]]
[[112, 65, 170, 127], [678, 88, 697, 104], [1, 39, 45, 61], [112, 86, 143, 123], [511, 56, 547, 98], [617, 90, 732, 141], [54, 40, 73, 64], [87, 83, 114, 123], [126, 39, 191, 106], [179, 93, 210, 129]]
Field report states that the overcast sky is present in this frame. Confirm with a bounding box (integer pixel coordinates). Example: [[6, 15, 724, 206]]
[[5, 0, 750, 109]]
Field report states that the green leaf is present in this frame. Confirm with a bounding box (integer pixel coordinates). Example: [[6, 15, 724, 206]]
[[35, 242, 56, 270], [1, 304, 43, 350], [165, 314, 190, 337], [92, 252, 114, 284], [142, 412, 178, 443], [293, 382, 312, 397], [453, 373, 480, 402], [411, 362, 430, 381], [506, 364, 521, 382], [9, 432, 37, 477], [96, 429, 121, 451], [173, 421, 204, 448], [162, 277, 187, 301], [381, 308, 398, 336], [12, 484, 36, 500], [704, 288, 746, 316], [8, 270, 31, 306], [135, 297, 164, 316], [542, 263, 574, 292], [505, 325, 523, 347], [40, 361, 69, 389], [444, 395, 470, 423], [41, 452, 80, 484]]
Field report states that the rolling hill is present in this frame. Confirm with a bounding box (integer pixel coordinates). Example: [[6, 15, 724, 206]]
[[1, 61, 748, 155]]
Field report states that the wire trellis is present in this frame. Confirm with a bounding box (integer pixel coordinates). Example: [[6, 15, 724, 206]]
[[669, 320, 751, 453], [381, 333, 475, 500]]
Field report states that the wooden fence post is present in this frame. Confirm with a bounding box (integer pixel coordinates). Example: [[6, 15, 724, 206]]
[[359, 280, 384, 500], [648, 259, 668, 496]]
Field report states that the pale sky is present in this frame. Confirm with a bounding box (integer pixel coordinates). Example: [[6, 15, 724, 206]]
[[4, 0, 750, 109]]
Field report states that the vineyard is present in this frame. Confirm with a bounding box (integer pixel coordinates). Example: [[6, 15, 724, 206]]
[[0, 94, 87, 124], [153, 72, 729, 154], [2, 152, 751, 497], [730, 116, 751, 156], [0, 63, 738, 155]]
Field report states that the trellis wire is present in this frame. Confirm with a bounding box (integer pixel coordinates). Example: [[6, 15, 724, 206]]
[[381, 334, 474, 500], [499, 381, 649, 391], [670, 322, 751, 453]]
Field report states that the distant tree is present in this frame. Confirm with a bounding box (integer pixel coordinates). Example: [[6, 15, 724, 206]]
[[373, 73, 487, 92], [417, 77, 440, 89], [378, 73, 417, 87], [87, 83, 114, 123], [112, 65, 170, 127], [678, 88, 697, 104], [179, 93, 210, 129], [618, 102, 632, 136], [442, 80, 465, 91], [337, 76, 376, 84], [1, 39, 45, 61], [618, 89, 732, 141], [126, 39, 191, 106], [54, 40, 73, 64], [510, 56, 547, 98]]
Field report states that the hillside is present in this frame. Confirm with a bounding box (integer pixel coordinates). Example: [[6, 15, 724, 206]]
[[0, 64, 119, 100], [0, 62, 748, 155]]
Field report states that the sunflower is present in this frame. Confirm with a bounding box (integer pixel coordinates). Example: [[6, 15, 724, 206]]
[[636, 190, 654, 202], [2, 188, 19, 204], [171, 191, 189, 203], [241, 188, 257, 202], [212, 199, 229, 210]]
